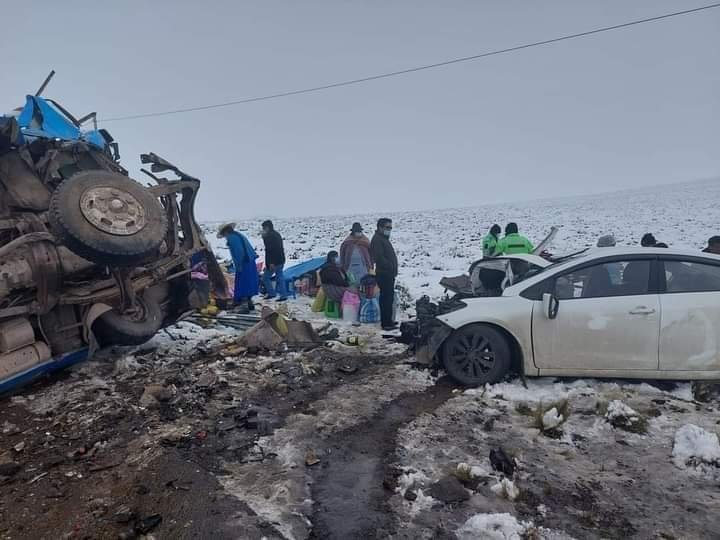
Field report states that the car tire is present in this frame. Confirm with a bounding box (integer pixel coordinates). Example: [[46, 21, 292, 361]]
[[442, 324, 511, 386], [93, 296, 163, 347], [49, 170, 167, 267]]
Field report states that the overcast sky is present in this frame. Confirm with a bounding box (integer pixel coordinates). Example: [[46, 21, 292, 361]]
[[2, 1, 718, 221]]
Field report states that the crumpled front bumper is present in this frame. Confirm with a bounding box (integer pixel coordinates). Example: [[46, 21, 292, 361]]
[[399, 296, 466, 366]]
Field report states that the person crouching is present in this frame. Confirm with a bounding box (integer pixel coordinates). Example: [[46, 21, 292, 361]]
[[319, 250, 350, 303]]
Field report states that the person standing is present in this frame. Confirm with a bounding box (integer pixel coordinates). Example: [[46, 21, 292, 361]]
[[482, 224, 502, 257], [497, 223, 534, 255], [340, 222, 373, 282], [261, 220, 288, 301], [370, 218, 398, 330], [217, 223, 258, 313]]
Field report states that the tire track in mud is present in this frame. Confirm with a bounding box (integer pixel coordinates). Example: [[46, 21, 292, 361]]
[[308, 378, 457, 539]]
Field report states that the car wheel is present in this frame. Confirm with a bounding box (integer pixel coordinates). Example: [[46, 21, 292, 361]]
[[92, 296, 163, 347], [49, 170, 167, 267], [442, 324, 511, 386]]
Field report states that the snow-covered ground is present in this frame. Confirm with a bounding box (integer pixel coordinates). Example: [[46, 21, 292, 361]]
[[3, 179, 720, 539], [203, 178, 720, 300]]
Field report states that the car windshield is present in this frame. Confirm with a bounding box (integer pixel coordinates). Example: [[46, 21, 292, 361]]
[[516, 249, 589, 282]]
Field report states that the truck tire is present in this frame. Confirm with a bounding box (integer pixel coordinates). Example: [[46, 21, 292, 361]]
[[93, 296, 163, 347], [442, 324, 511, 386], [49, 170, 167, 267]]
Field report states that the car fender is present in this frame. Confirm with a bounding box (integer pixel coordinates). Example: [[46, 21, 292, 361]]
[[436, 296, 537, 375]]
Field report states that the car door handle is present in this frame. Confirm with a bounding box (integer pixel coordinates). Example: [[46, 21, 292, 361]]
[[629, 306, 655, 315]]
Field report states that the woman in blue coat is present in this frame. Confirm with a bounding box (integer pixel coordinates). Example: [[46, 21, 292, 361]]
[[218, 223, 259, 313]]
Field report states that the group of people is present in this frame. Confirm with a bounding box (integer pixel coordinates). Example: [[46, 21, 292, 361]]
[[217, 219, 288, 314], [483, 224, 720, 257], [217, 218, 400, 330], [482, 222, 535, 257], [217, 217, 720, 320], [317, 218, 399, 330]]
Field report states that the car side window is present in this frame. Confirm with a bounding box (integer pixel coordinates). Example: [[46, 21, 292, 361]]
[[554, 260, 651, 300], [664, 260, 720, 293]]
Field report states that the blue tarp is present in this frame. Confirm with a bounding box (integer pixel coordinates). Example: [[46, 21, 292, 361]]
[[282, 257, 325, 285], [0, 348, 89, 395]]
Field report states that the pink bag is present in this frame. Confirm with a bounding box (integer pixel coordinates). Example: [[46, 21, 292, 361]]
[[341, 291, 361, 323]]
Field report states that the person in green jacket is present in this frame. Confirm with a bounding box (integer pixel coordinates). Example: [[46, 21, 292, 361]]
[[482, 224, 502, 257], [497, 222, 534, 255]]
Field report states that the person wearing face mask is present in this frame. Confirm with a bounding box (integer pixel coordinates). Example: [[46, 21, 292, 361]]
[[339, 222, 373, 282], [370, 218, 399, 330], [319, 250, 350, 302]]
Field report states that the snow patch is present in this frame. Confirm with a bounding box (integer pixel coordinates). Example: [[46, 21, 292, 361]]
[[542, 407, 564, 430], [491, 478, 520, 501], [605, 400, 639, 421], [456, 513, 529, 540], [672, 424, 720, 472]]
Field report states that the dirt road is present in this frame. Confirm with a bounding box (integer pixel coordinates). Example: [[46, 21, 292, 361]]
[[1, 320, 719, 539]]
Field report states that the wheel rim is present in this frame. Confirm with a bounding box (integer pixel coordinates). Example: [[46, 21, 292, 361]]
[[80, 186, 147, 235], [448, 332, 495, 379]]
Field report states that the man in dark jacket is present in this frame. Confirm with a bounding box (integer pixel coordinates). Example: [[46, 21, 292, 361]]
[[370, 218, 398, 330], [261, 220, 288, 301]]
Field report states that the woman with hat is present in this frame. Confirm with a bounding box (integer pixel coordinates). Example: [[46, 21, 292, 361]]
[[339, 222, 373, 282], [217, 222, 259, 313]]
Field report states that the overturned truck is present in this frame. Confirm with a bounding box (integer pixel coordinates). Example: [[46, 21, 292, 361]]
[[0, 80, 225, 391]]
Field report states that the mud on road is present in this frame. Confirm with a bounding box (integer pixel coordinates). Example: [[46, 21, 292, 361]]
[[2, 320, 720, 539]]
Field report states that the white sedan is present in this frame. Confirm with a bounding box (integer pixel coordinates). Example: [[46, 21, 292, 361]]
[[416, 247, 720, 386]]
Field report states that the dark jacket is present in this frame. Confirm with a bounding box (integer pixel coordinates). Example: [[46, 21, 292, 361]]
[[263, 230, 285, 267], [370, 232, 398, 277], [319, 263, 348, 287]]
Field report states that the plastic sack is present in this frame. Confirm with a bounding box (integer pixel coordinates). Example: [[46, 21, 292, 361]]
[[360, 297, 380, 324], [359, 275, 378, 299], [341, 291, 361, 323], [311, 287, 326, 312]]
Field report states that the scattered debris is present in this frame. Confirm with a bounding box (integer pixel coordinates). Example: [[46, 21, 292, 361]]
[[135, 514, 162, 535], [305, 449, 321, 467], [427, 475, 470, 503], [604, 400, 648, 434], [403, 489, 418, 502], [489, 447, 516, 476]]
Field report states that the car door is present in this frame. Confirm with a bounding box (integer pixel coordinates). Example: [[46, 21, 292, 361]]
[[659, 257, 720, 371], [532, 258, 660, 371]]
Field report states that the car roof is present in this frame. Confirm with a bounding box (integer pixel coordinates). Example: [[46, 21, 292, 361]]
[[575, 246, 720, 261], [503, 246, 720, 296]]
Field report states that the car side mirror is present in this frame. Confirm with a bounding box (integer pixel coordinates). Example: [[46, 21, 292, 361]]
[[542, 292, 559, 320]]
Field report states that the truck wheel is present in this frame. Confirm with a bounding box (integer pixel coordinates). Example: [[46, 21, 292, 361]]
[[49, 170, 167, 267], [442, 324, 511, 386], [93, 296, 163, 347]]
